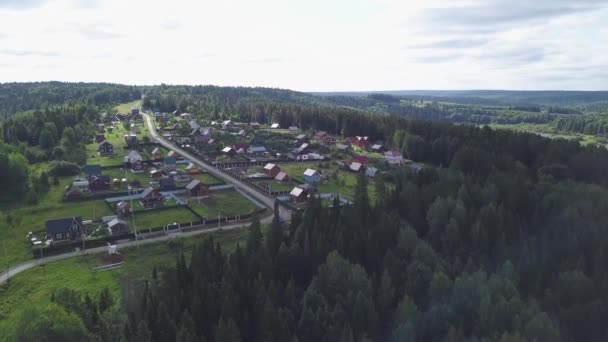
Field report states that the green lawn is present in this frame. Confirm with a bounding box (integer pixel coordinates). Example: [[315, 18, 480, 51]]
[[186, 189, 258, 219], [0, 227, 249, 341], [133, 206, 200, 229], [103, 168, 152, 188], [193, 173, 225, 185], [1, 178, 114, 273], [113, 100, 141, 114], [253, 179, 293, 192]]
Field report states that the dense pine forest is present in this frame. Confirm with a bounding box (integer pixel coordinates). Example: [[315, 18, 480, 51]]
[[4, 83, 608, 340]]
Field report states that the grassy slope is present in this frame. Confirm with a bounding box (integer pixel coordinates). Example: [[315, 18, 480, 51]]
[[0, 227, 249, 340]]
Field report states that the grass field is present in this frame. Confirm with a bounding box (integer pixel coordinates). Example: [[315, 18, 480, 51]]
[[113, 100, 141, 114], [103, 168, 152, 187], [0, 227, 249, 341], [186, 189, 258, 219], [133, 206, 200, 228], [253, 179, 293, 192], [193, 172, 225, 185], [1, 178, 114, 273]]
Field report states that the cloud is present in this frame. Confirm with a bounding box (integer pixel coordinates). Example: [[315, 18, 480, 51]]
[[0, 48, 59, 57], [0, 0, 46, 10], [72, 0, 100, 9], [160, 20, 181, 31], [415, 54, 463, 64], [407, 38, 491, 50], [246, 57, 288, 64], [77, 26, 123, 39], [194, 53, 217, 59]]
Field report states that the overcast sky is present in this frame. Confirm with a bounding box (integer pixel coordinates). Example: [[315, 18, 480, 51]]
[[0, 0, 607, 91]]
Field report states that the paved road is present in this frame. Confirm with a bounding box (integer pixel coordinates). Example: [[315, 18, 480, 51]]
[[0, 216, 270, 284], [141, 112, 291, 219]]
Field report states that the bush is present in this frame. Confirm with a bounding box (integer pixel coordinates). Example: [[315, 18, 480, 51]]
[[49, 160, 81, 177]]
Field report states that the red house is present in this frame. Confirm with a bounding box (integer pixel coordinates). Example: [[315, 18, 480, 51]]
[[290, 186, 308, 203], [186, 179, 208, 197], [115, 201, 131, 215], [263, 163, 281, 177], [351, 155, 369, 166], [140, 187, 164, 209], [313, 131, 334, 145], [275, 172, 289, 183], [349, 136, 370, 149], [88, 176, 111, 192]]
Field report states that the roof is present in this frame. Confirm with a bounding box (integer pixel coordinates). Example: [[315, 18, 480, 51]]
[[371, 144, 382, 150], [384, 150, 402, 157], [350, 162, 363, 172], [290, 187, 305, 197], [366, 167, 378, 177], [164, 157, 176, 164], [264, 163, 278, 170], [167, 150, 178, 157], [98, 140, 112, 147], [127, 150, 142, 160], [296, 134, 307, 140], [82, 164, 101, 174], [222, 147, 233, 153], [189, 120, 200, 130], [275, 172, 289, 181], [337, 144, 349, 150], [46, 217, 82, 234], [186, 179, 201, 190], [248, 146, 267, 153], [159, 177, 175, 186], [303, 168, 318, 177], [151, 147, 161, 154], [140, 187, 156, 198], [89, 175, 110, 183], [116, 201, 129, 209], [271, 123, 280, 128], [108, 218, 128, 228], [222, 120, 232, 125], [185, 163, 197, 169]]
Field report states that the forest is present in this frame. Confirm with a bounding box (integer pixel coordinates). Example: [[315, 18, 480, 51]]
[[3, 83, 608, 340]]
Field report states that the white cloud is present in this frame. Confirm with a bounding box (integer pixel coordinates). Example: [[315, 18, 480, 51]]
[[0, 0, 606, 90]]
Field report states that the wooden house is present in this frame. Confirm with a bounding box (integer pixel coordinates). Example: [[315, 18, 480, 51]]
[[45, 217, 83, 242], [151, 147, 163, 160], [275, 172, 289, 183], [108, 218, 129, 235], [349, 162, 363, 173], [125, 134, 137, 146], [164, 157, 177, 170], [88, 175, 111, 192], [159, 177, 176, 190], [384, 151, 404, 165], [115, 201, 131, 215], [290, 186, 307, 203], [185, 163, 201, 174], [352, 155, 369, 166], [303, 168, 321, 184], [263, 163, 281, 177], [97, 140, 114, 155], [186, 179, 208, 197], [140, 187, 164, 208]]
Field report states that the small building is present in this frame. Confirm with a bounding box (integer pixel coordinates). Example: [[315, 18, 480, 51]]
[[125, 134, 137, 146], [180, 113, 192, 120], [164, 157, 177, 170], [352, 155, 369, 166], [350, 136, 371, 149], [131, 108, 140, 115], [159, 177, 176, 190], [371, 144, 383, 152], [264, 163, 281, 177], [125, 151, 144, 171], [270, 123, 280, 129], [349, 162, 363, 173], [186, 179, 208, 197], [238, 129, 246, 136], [303, 168, 321, 184], [150, 169, 164, 178], [167, 150, 181, 159], [337, 144, 349, 152], [366, 167, 378, 178], [222, 120, 233, 129], [89, 175, 111, 192], [108, 218, 129, 235], [151, 147, 163, 160], [247, 146, 267, 155], [313, 131, 334, 144], [185, 163, 201, 174], [82, 164, 102, 177], [295, 134, 308, 142], [249, 122, 261, 129], [222, 147, 235, 155], [289, 126, 299, 131], [189, 120, 200, 131], [116, 201, 130, 215], [97, 140, 114, 155], [384, 150, 404, 165], [140, 187, 164, 208], [45, 217, 83, 242], [275, 172, 289, 183], [294, 143, 310, 155], [290, 186, 308, 203], [95, 134, 106, 143]]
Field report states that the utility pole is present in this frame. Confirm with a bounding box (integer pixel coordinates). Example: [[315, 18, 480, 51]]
[[3, 240, 9, 283]]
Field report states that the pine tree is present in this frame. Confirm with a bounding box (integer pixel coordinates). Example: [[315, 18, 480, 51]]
[[215, 317, 241, 342]]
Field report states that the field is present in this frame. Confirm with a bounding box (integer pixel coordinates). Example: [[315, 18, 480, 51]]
[[113, 100, 141, 114], [103, 167, 152, 187], [0, 178, 114, 273], [185, 189, 258, 219], [252, 179, 293, 192], [490, 123, 606, 146], [132, 206, 200, 229], [0, 227, 249, 341], [193, 172, 225, 185]]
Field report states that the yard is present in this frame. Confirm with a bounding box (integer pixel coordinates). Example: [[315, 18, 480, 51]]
[[252, 179, 293, 192], [102, 167, 153, 188], [132, 206, 200, 229], [0, 227, 249, 341], [192, 172, 225, 185], [185, 189, 258, 219]]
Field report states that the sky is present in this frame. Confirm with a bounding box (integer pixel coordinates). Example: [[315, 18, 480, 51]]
[[0, 0, 607, 91]]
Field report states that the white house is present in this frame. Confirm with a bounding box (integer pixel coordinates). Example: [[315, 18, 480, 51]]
[[384, 150, 404, 165]]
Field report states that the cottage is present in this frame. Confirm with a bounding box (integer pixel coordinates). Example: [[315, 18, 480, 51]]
[[159, 177, 176, 190], [349, 162, 363, 173], [350, 136, 370, 149], [247, 146, 267, 155], [180, 113, 192, 120], [222, 120, 233, 129], [125, 134, 137, 146], [97, 140, 114, 155], [45, 217, 83, 242], [371, 144, 383, 152], [222, 147, 235, 155], [194, 134, 211, 144], [289, 126, 299, 131], [263, 163, 281, 177], [116, 201, 130, 215], [290, 186, 308, 203], [89, 175, 111, 192], [249, 122, 261, 129], [294, 143, 310, 155], [352, 155, 369, 166], [295, 134, 307, 142], [185, 163, 201, 174], [275, 172, 289, 182], [303, 168, 321, 184], [167, 150, 181, 159], [313, 131, 334, 145], [186, 179, 208, 197], [150, 169, 164, 178], [82, 164, 102, 177], [337, 144, 349, 152], [384, 150, 404, 165], [270, 123, 280, 129], [189, 120, 200, 130], [151, 147, 163, 160], [125, 151, 144, 170], [164, 157, 177, 170], [131, 108, 140, 115], [108, 218, 129, 235], [140, 187, 164, 208], [366, 167, 378, 178], [95, 134, 106, 143]]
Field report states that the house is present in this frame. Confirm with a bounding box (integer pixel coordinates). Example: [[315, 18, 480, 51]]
[[159, 177, 176, 190], [313, 131, 334, 145], [295, 134, 308, 142], [247, 146, 267, 155], [222, 120, 233, 129], [125, 134, 137, 146], [72, 178, 89, 190], [232, 143, 249, 151], [294, 143, 310, 155], [82, 164, 102, 177], [180, 113, 193, 120], [303, 168, 321, 184], [289, 126, 299, 131], [108, 218, 129, 235], [249, 122, 260, 129], [151, 147, 163, 160], [238, 129, 246, 136], [125, 151, 144, 170], [189, 120, 200, 131], [366, 167, 378, 178], [349, 162, 363, 173], [352, 155, 369, 166], [95, 134, 106, 143], [275, 172, 289, 182], [154, 112, 166, 121], [185, 163, 200, 174], [97, 140, 114, 155], [116, 201, 130, 215], [350, 136, 371, 149], [263, 163, 281, 177], [88, 175, 111, 191], [222, 147, 235, 155], [270, 123, 280, 129], [194, 133, 212, 144], [150, 169, 164, 178], [172, 110, 180, 116], [131, 108, 140, 115], [45, 217, 83, 242], [164, 157, 177, 170], [140, 187, 164, 208], [167, 150, 181, 159], [371, 144, 383, 152], [337, 144, 349, 152], [290, 186, 308, 203], [186, 179, 208, 197], [384, 150, 404, 165]]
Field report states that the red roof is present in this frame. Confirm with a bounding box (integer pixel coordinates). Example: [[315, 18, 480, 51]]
[[352, 155, 369, 165]]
